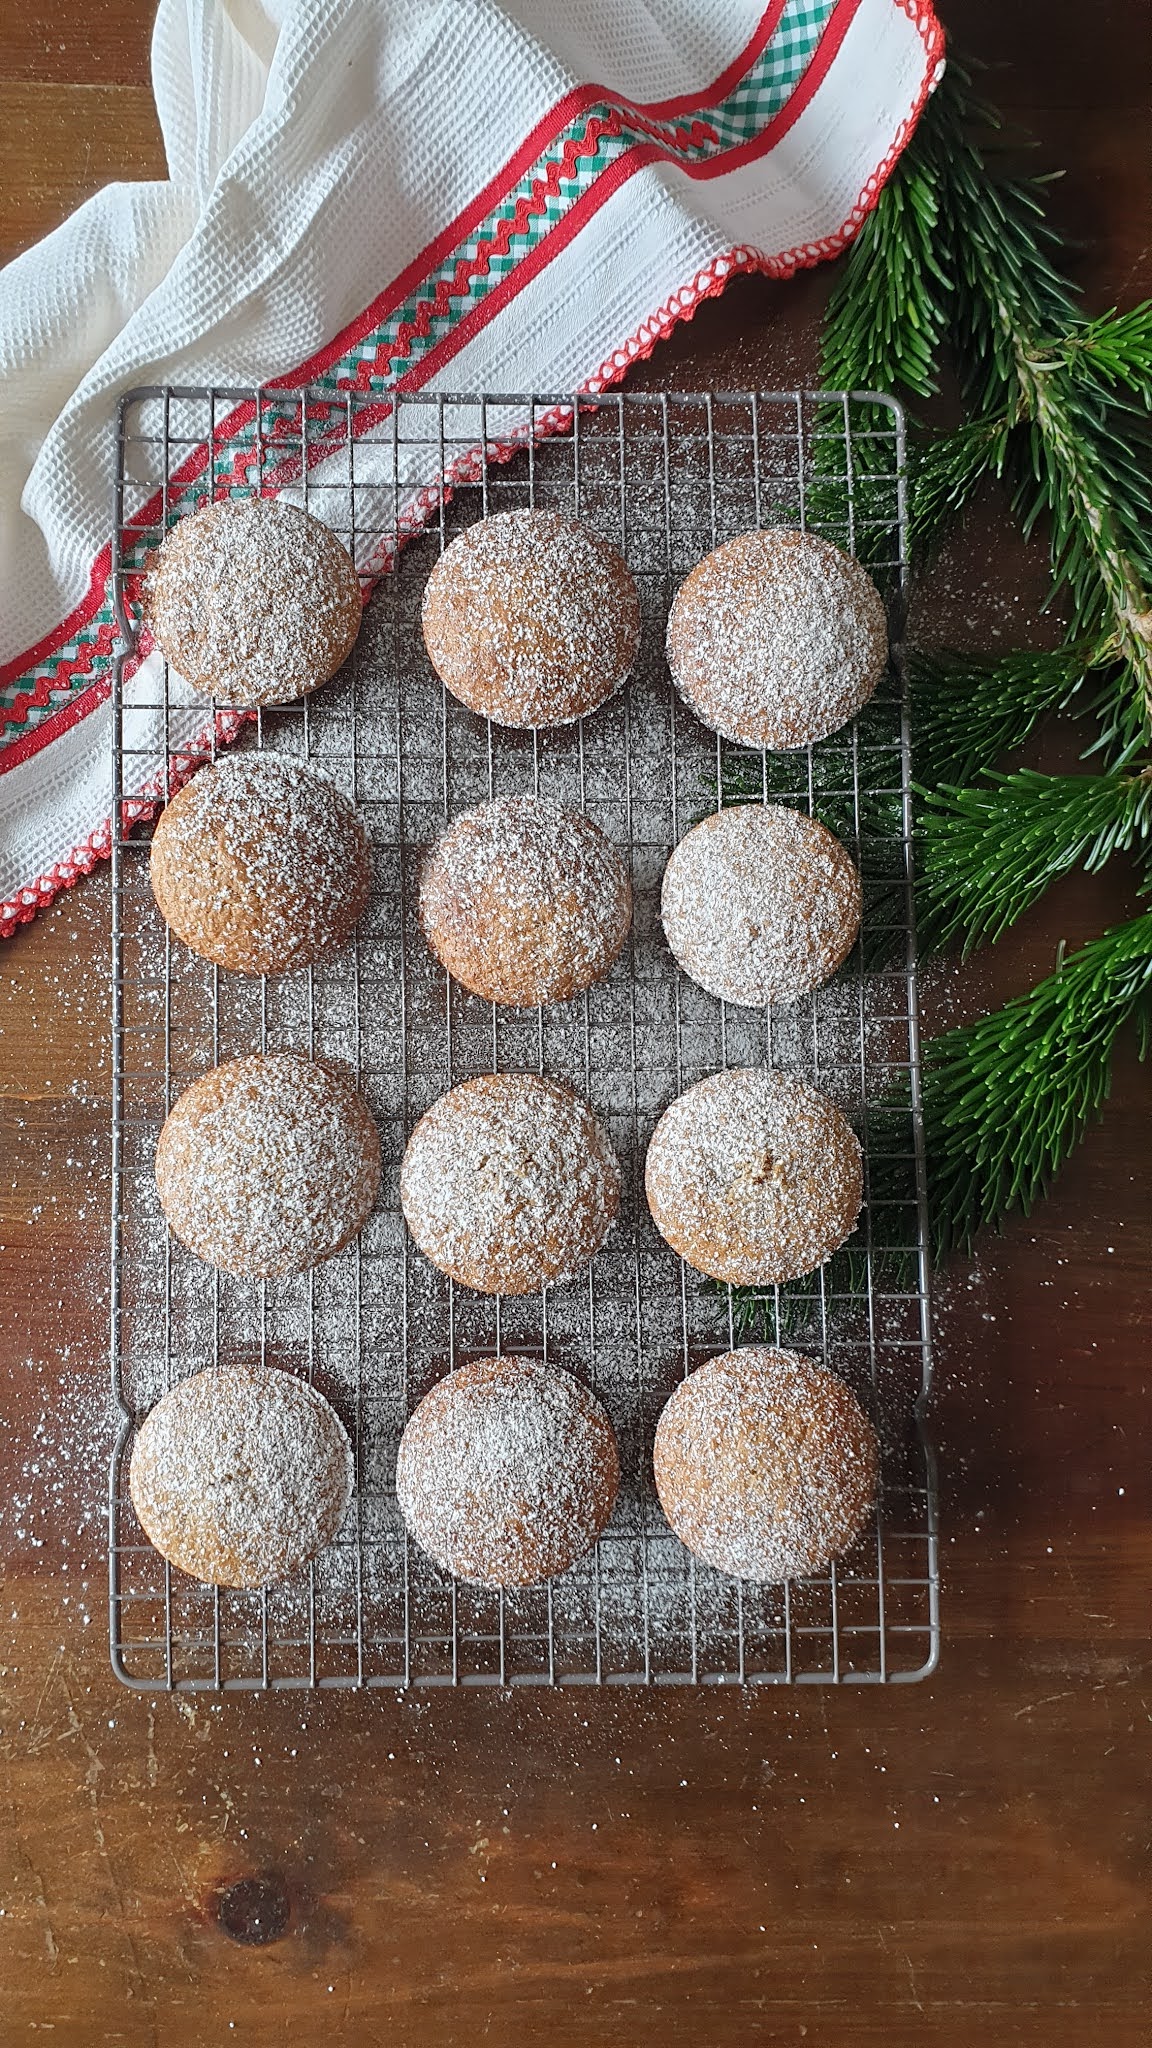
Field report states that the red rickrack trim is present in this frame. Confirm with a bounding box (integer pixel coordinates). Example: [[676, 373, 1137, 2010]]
[[1, 614, 120, 747], [343, 105, 720, 394], [896, 0, 941, 28], [2, 0, 945, 941]]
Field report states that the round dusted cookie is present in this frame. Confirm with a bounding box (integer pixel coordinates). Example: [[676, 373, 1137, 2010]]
[[421, 510, 640, 728], [400, 1073, 620, 1295], [150, 752, 371, 974], [156, 1052, 380, 1277], [661, 803, 861, 1008], [129, 1362, 353, 1589], [142, 496, 362, 706], [653, 1347, 878, 1581], [645, 1067, 862, 1286], [419, 795, 632, 1006], [396, 1357, 619, 1587], [666, 528, 888, 749]]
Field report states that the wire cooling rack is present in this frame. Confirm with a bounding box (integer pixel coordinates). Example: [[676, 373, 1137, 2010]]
[[109, 387, 938, 1690]]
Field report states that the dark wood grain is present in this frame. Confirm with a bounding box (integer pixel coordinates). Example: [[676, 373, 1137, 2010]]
[[0, 78, 163, 263], [1, 4, 1150, 2042]]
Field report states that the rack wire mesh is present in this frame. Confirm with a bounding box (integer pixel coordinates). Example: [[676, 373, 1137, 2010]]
[[109, 386, 938, 1690]]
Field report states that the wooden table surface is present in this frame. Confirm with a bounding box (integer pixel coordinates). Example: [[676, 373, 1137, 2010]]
[[1, 4, 1150, 2042]]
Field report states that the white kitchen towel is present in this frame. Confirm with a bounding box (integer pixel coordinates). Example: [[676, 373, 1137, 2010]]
[[0, 0, 943, 937]]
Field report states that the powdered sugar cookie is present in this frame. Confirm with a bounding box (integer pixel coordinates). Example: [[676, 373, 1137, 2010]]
[[130, 1362, 353, 1589], [420, 795, 631, 1006], [150, 752, 371, 974], [396, 1356, 618, 1586], [143, 496, 362, 705], [644, 1067, 862, 1286], [156, 1052, 380, 1277], [421, 509, 640, 728], [653, 1347, 878, 1581], [666, 528, 887, 749], [661, 803, 861, 1007], [400, 1073, 619, 1295]]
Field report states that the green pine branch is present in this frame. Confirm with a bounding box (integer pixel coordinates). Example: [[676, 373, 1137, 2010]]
[[820, 155, 950, 400], [917, 767, 1152, 954], [820, 58, 1152, 760], [769, 48, 1152, 1261], [908, 644, 1095, 788], [914, 66, 1152, 748], [1059, 304, 1152, 406], [909, 413, 1006, 554], [923, 910, 1152, 1257]]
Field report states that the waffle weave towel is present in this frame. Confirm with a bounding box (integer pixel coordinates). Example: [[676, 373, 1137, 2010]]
[[0, 0, 942, 936]]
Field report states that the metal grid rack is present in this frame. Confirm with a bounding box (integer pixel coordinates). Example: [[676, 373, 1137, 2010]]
[[109, 386, 938, 1690]]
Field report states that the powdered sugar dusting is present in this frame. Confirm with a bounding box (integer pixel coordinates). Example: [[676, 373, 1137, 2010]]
[[653, 1347, 879, 1581], [150, 751, 371, 973], [645, 1067, 863, 1286], [420, 794, 632, 1005], [396, 1357, 619, 1587], [662, 802, 862, 1008], [400, 1073, 620, 1295], [421, 508, 640, 727], [143, 496, 362, 705], [155, 1052, 380, 1277], [666, 528, 887, 748], [130, 1361, 354, 1589]]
